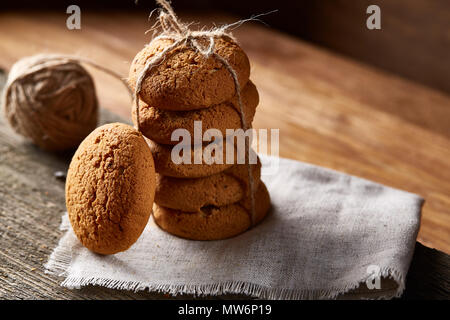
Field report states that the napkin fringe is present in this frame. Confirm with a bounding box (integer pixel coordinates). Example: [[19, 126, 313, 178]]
[[46, 269, 403, 299], [44, 226, 405, 299], [57, 276, 329, 299], [380, 266, 405, 298], [44, 234, 73, 277], [44, 209, 409, 299]]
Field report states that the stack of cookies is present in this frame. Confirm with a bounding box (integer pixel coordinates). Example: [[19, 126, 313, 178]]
[[128, 35, 270, 240]]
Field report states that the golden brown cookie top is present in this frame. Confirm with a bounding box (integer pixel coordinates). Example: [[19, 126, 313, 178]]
[[128, 35, 250, 111], [133, 81, 259, 145], [66, 123, 156, 255]]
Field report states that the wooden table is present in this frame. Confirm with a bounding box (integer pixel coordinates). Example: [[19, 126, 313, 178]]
[[0, 11, 449, 299]]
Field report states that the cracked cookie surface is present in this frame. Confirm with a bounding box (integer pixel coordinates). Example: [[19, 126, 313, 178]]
[[155, 159, 261, 212], [66, 123, 156, 254], [133, 81, 259, 145], [128, 36, 250, 111], [153, 181, 271, 240], [147, 138, 238, 178]]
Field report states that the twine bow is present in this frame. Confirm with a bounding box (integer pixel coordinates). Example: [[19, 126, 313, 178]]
[[134, 0, 257, 225]]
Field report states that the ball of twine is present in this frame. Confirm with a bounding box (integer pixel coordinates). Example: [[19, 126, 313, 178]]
[[2, 54, 99, 151]]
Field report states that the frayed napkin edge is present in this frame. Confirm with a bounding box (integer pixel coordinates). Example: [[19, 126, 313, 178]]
[[44, 217, 407, 300]]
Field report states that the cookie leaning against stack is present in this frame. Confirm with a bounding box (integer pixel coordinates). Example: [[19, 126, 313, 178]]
[[66, 123, 156, 254], [129, 35, 271, 240]]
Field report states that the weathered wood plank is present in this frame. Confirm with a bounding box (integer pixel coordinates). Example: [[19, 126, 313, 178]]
[[402, 243, 450, 300], [0, 73, 138, 299]]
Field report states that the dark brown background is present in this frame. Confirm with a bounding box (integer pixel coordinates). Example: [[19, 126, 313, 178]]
[[2, 0, 449, 93]]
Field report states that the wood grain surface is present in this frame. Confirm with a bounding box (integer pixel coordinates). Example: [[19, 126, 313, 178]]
[[0, 10, 449, 299]]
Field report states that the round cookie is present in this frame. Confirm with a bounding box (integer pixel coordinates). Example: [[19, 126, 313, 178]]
[[155, 159, 261, 212], [66, 123, 156, 255], [133, 81, 259, 145], [128, 35, 250, 111], [153, 181, 271, 240], [147, 138, 236, 178]]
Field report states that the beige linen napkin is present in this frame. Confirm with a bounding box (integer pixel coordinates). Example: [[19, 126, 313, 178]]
[[45, 155, 423, 299]]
